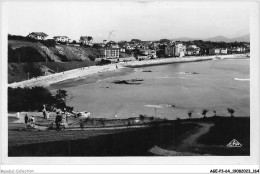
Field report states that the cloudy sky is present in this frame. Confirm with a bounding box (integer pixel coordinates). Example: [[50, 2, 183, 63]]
[[3, 1, 250, 42]]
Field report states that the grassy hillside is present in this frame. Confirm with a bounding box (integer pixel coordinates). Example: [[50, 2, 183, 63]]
[[8, 62, 96, 83]]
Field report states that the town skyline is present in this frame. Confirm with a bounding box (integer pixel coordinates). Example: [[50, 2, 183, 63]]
[[4, 1, 250, 43]]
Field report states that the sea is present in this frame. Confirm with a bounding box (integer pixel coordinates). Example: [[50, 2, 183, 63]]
[[49, 59, 250, 119]]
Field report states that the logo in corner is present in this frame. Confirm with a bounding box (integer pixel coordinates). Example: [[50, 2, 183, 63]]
[[227, 139, 242, 147]]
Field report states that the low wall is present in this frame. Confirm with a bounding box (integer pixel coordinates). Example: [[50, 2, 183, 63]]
[[123, 54, 247, 67], [123, 56, 214, 67]]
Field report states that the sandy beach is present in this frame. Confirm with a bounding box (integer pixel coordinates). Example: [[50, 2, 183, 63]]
[[8, 54, 247, 88]]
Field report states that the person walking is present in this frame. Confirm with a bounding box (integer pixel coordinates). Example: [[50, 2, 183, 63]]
[[42, 105, 47, 119], [80, 122, 84, 130], [24, 114, 28, 124], [30, 116, 35, 127], [46, 111, 50, 119], [55, 111, 62, 130]]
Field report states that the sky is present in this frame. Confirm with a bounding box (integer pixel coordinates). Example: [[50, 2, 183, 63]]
[[3, 1, 251, 43]]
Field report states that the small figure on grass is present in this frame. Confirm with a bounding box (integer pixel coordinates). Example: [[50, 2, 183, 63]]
[[127, 121, 131, 128], [80, 122, 84, 130], [24, 114, 28, 124], [55, 111, 62, 130], [30, 116, 35, 127], [42, 105, 47, 119]]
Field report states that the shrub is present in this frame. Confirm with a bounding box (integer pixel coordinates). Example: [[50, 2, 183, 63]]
[[39, 39, 56, 47], [96, 59, 111, 65], [8, 87, 69, 112]]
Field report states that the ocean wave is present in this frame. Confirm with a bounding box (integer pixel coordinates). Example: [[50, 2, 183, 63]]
[[145, 104, 175, 109], [177, 72, 199, 75], [155, 76, 191, 80], [234, 78, 250, 81]]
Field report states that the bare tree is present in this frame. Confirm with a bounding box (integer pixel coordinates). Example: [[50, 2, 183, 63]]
[[139, 114, 145, 123], [202, 109, 209, 118], [227, 108, 235, 117], [187, 110, 193, 119]]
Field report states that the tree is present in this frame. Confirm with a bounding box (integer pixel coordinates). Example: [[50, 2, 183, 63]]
[[92, 44, 101, 49], [139, 114, 145, 123], [227, 108, 235, 117], [54, 89, 68, 109], [159, 39, 170, 43], [131, 39, 141, 43], [202, 109, 209, 118], [187, 110, 193, 119], [100, 119, 105, 127]]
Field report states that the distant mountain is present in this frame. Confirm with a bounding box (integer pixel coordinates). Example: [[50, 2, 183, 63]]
[[171, 34, 250, 42], [171, 37, 199, 41], [204, 36, 232, 42], [230, 34, 250, 42]]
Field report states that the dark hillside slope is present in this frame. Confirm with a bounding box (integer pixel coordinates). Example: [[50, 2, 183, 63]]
[[8, 38, 101, 63], [8, 37, 101, 83], [8, 40, 60, 62]]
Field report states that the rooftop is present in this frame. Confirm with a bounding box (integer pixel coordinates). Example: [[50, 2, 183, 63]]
[[29, 32, 48, 37]]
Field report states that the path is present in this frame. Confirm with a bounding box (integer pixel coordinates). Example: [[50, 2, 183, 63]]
[[149, 122, 214, 156]]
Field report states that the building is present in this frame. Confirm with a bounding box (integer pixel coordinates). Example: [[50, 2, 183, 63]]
[[80, 36, 93, 45], [106, 41, 119, 48], [53, 36, 70, 43], [175, 43, 186, 57], [138, 49, 156, 58], [165, 44, 175, 57], [231, 47, 246, 53], [149, 50, 157, 58], [165, 43, 186, 57], [120, 48, 126, 52], [209, 48, 220, 55], [140, 49, 149, 56], [186, 45, 200, 55], [100, 48, 120, 59], [220, 48, 228, 54], [27, 32, 48, 40]]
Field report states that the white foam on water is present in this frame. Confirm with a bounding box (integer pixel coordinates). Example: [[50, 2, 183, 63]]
[[145, 104, 163, 108], [234, 78, 250, 81], [145, 104, 175, 109], [155, 76, 192, 80]]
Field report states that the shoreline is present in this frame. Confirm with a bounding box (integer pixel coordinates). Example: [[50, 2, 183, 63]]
[[8, 54, 248, 88]]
